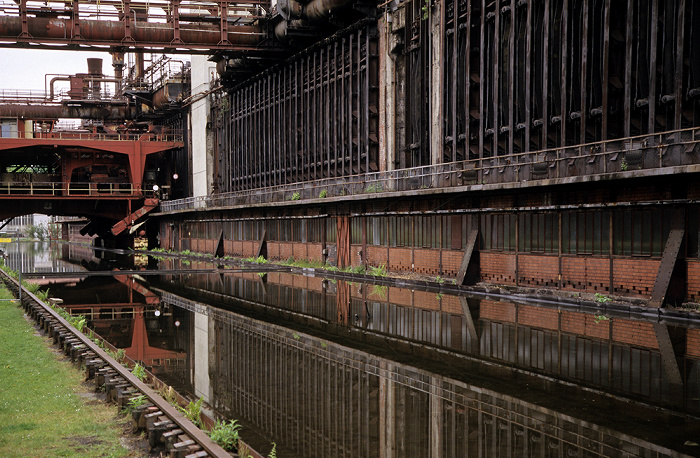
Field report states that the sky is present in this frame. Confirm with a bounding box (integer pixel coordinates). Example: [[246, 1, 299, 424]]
[[0, 48, 116, 92]]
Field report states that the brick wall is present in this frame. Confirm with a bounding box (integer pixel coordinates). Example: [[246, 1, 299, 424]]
[[561, 256, 610, 292], [612, 258, 660, 296], [518, 254, 559, 287], [413, 248, 441, 275], [386, 247, 412, 272], [480, 252, 516, 285], [687, 260, 700, 301]]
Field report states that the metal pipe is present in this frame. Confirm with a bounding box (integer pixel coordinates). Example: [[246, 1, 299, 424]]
[[0, 103, 139, 120], [0, 16, 263, 49]]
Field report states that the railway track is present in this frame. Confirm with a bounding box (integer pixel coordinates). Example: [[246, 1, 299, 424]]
[[0, 269, 233, 458]]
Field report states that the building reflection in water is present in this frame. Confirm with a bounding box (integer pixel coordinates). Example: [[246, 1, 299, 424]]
[[147, 259, 700, 458], [25, 245, 699, 457]]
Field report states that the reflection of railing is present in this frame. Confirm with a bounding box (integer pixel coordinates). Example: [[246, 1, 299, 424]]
[[0, 181, 146, 197], [0, 130, 184, 143], [162, 127, 700, 212]]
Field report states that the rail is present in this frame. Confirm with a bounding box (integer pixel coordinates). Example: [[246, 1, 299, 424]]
[[0, 181, 150, 197], [161, 127, 700, 212], [0, 268, 231, 457], [0, 129, 184, 143]]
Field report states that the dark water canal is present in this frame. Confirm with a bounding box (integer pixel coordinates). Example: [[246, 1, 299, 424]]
[[5, 241, 700, 457]]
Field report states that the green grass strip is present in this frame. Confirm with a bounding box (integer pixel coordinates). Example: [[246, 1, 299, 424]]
[[0, 287, 134, 457]]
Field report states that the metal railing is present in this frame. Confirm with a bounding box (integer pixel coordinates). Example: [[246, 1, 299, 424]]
[[161, 127, 700, 212], [0, 181, 147, 197], [0, 129, 184, 143]]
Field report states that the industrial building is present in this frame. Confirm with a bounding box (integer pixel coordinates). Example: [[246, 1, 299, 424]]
[[0, 0, 697, 307]]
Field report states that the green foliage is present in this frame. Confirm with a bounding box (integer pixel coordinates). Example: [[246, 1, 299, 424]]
[[125, 394, 148, 413], [208, 419, 242, 451], [436, 275, 445, 284], [368, 263, 388, 277], [421, 0, 430, 19], [319, 189, 328, 198], [292, 333, 300, 340], [436, 292, 443, 300], [291, 191, 301, 201], [132, 363, 147, 382], [268, 442, 277, 458], [370, 284, 388, 298], [159, 385, 179, 406], [594, 293, 611, 304], [621, 158, 628, 171], [178, 398, 204, 429], [593, 314, 610, 324]]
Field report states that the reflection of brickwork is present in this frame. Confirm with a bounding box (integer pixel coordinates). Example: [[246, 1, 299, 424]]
[[688, 329, 700, 358], [518, 305, 559, 331], [561, 311, 610, 340], [480, 300, 515, 322]]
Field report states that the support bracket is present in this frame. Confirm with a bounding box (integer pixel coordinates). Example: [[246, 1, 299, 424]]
[[456, 229, 479, 285], [649, 210, 685, 308]]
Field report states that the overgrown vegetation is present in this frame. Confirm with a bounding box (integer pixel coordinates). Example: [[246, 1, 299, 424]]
[[178, 398, 204, 429], [131, 363, 147, 382], [208, 419, 242, 451], [0, 284, 134, 457]]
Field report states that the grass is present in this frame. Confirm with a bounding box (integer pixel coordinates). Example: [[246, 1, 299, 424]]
[[0, 287, 135, 457]]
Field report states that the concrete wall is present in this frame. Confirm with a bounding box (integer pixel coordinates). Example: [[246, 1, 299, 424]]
[[190, 55, 217, 198]]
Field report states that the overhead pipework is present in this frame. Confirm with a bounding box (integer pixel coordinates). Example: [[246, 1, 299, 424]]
[[0, 0, 269, 53]]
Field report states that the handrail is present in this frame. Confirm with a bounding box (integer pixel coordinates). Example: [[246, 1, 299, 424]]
[[0, 181, 153, 197], [161, 127, 700, 212], [0, 130, 184, 143]]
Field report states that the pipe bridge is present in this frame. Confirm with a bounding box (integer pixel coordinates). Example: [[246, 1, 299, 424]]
[[0, 0, 270, 53]]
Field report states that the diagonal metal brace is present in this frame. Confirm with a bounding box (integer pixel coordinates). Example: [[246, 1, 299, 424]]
[[456, 229, 479, 286], [649, 211, 685, 308]]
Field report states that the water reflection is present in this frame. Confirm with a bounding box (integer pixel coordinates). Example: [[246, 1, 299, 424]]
[[5, 242, 699, 457]]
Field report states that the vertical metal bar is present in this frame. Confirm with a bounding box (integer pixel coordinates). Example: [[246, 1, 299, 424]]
[[581, 0, 590, 143], [342, 37, 347, 177], [624, 0, 633, 137], [508, 0, 515, 158], [451, 0, 458, 163], [313, 50, 318, 181], [524, 0, 531, 154], [674, 0, 685, 130], [304, 55, 309, 181], [365, 28, 371, 174], [334, 41, 339, 178], [327, 45, 332, 179], [493, 2, 500, 159], [560, 0, 568, 146], [349, 33, 354, 174], [357, 29, 362, 174], [465, 0, 472, 160], [294, 60, 299, 184], [649, 0, 658, 134], [542, 0, 550, 151], [602, 0, 610, 140], [479, 0, 485, 166]]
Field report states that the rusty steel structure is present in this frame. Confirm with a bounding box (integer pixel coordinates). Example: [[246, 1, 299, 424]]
[[215, 21, 379, 192], [0, 0, 268, 53], [440, 0, 700, 165]]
